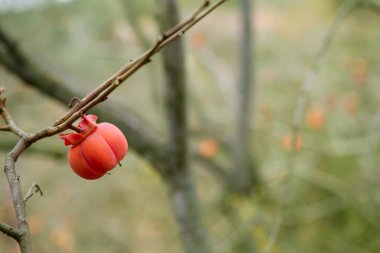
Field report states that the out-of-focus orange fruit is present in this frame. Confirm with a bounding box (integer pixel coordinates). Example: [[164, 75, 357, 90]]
[[306, 106, 325, 130], [199, 139, 219, 158], [190, 31, 207, 48], [282, 133, 302, 151]]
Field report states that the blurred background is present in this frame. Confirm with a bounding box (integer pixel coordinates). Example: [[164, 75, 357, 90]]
[[1, 0, 380, 252]]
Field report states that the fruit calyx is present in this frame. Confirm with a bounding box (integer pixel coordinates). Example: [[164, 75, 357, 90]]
[[60, 114, 98, 146]]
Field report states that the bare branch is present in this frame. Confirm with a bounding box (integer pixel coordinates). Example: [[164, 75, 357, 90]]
[[0, 108, 28, 138], [0, 89, 28, 138], [0, 221, 23, 240], [24, 182, 43, 202], [0, 0, 228, 176], [67, 97, 80, 108], [47, 0, 227, 129], [4, 140, 33, 252]]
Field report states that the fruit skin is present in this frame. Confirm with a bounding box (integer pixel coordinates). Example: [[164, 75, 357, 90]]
[[60, 114, 128, 180]]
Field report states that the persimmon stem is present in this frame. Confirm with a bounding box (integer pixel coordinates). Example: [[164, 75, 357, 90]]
[[68, 125, 83, 133]]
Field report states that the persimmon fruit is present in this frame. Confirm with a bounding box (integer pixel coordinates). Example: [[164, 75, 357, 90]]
[[306, 106, 325, 130], [282, 133, 302, 151], [60, 114, 128, 180], [199, 138, 219, 158]]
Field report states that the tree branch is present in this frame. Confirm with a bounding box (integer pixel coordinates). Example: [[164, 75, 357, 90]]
[[0, 221, 23, 240], [0, 0, 227, 176], [0, 90, 27, 138], [0, 90, 32, 249], [4, 139, 33, 252], [24, 182, 43, 202]]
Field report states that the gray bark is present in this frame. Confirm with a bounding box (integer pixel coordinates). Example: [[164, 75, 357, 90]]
[[232, 0, 256, 194], [157, 0, 211, 252]]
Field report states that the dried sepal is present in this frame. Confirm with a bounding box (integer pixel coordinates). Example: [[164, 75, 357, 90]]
[[60, 114, 98, 146]]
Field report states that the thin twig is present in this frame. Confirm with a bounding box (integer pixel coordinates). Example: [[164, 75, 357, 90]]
[[1, 90, 25, 137], [50, 0, 226, 130], [64, 0, 223, 135], [67, 97, 80, 108], [0, 101, 28, 138], [154, 0, 227, 53], [24, 182, 43, 202], [0, 0, 228, 145], [264, 1, 360, 252], [163, 0, 210, 37], [74, 0, 225, 119]]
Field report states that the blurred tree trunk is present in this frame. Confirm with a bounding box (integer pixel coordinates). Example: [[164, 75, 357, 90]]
[[157, 1, 211, 253], [224, 4, 257, 252], [232, 0, 256, 194]]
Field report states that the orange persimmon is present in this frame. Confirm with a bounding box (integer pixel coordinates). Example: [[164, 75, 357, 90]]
[[282, 133, 302, 151], [60, 114, 128, 180], [199, 138, 219, 158], [306, 106, 325, 130]]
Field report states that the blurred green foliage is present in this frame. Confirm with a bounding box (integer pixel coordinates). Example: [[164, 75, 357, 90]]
[[1, 0, 380, 252]]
